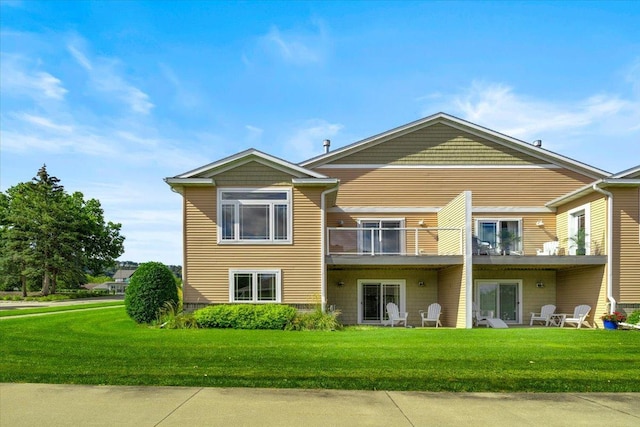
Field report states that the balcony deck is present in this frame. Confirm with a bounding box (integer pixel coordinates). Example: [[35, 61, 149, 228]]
[[325, 227, 607, 269], [326, 254, 463, 267], [473, 254, 607, 269]]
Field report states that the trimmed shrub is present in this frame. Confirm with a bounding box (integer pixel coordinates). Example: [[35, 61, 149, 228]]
[[194, 304, 297, 329], [286, 306, 342, 331], [125, 262, 179, 324], [157, 302, 198, 329], [626, 310, 640, 325]]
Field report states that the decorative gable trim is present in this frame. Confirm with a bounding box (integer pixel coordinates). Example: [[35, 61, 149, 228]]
[[176, 149, 328, 180], [300, 113, 609, 179]]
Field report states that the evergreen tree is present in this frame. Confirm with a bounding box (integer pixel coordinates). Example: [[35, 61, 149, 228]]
[[0, 165, 125, 295]]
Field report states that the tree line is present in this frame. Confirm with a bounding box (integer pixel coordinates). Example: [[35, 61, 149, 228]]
[[0, 165, 125, 296]]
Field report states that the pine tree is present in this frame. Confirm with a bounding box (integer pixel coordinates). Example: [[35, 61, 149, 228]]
[[0, 165, 125, 295]]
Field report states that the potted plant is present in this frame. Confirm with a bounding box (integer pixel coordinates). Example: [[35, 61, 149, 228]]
[[498, 230, 521, 255], [600, 311, 626, 330], [569, 228, 588, 255]]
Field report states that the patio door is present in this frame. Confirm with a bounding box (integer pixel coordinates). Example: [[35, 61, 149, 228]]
[[476, 280, 521, 323], [358, 280, 405, 324], [358, 220, 404, 255]]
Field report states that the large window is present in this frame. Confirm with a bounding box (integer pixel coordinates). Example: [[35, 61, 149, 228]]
[[476, 219, 522, 254], [568, 204, 590, 255], [229, 270, 281, 303], [219, 189, 291, 243], [358, 219, 404, 255]]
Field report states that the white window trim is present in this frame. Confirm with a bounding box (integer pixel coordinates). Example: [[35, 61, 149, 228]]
[[474, 218, 523, 252], [356, 217, 406, 255], [356, 279, 406, 325], [217, 187, 293, 244], [474, 279, 523, 324], [567, 203, 590, 255], [228, 269, 282, 303]]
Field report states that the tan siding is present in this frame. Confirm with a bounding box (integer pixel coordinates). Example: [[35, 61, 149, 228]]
[[613, 188, 640, 303], [556, 266, 606, 327], [438, 266, 463, 327], [555, 192, 607, 255], [473, 269, 557, 324], [438, 192, 466, 255], [214, 161, 293, 187], [590, 197, 607, 255], [437, 192, 470, 327], [318, 168, 594, 208], [183, 186, 324, 305], [326, 269, 438, 325], [331, 123, 546, 165]]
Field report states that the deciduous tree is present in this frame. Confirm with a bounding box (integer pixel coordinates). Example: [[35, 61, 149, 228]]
[[0, 165, 125, 295]]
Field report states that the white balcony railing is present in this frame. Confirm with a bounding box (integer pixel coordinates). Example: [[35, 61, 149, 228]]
[[326, 227, 463, 256]]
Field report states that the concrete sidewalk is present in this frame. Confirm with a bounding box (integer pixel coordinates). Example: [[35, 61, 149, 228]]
[[1, 383, 638, 427]]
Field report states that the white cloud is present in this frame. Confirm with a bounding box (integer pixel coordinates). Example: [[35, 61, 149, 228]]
[[67, 45, 93, 71], [255, 20, 329, 66], [245, 125, 263, 144], [625, 57, 640, 96], [67, 41, 154, 114], [160, 63, 201, 109], [0, 54, 68, 101], [284, 119, 344, 161], [17, 113, 73, 133]]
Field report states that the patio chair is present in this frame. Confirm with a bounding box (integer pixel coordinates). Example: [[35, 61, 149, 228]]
[[562, 305, 592, 329], [419, 303, 442, 327], [385, 302, 408, 327], [529, 304, 556, 326], [472, 302, 494, 327], [472, 236, 492, 255], [536, 241, 559, 256]]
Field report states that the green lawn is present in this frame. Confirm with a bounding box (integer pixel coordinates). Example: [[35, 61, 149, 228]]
[[0, 301, 124, 317], [1, 308, 638, 392]]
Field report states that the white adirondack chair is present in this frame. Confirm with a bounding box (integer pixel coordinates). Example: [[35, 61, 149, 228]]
[[562, 305, 592, 328], [419, 303, 442, 327], [385, 302, 408, 327], [530, 304, 556, 326], [536, 241, 559, 256], [472, 302, 494, 327]]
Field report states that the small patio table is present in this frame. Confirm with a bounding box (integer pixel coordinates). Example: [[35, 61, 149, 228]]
[[547, 313, 566, 327]]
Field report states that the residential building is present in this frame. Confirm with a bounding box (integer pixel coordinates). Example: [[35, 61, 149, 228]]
[[165, 113, 640, 328]]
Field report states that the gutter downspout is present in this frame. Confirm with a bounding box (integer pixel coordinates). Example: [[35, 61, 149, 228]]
[[320, 185, 340, 311], [592, 182, 616, 313]]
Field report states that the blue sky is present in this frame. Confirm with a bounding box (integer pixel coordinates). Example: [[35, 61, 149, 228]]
[[1, 1, 639, 266]]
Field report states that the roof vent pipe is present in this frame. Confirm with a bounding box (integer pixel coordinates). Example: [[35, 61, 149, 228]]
[[533, 140, 542, 147], [323, 139, 331, 153]]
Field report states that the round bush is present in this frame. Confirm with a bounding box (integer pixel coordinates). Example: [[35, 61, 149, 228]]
[[125, 262, 179, 324]]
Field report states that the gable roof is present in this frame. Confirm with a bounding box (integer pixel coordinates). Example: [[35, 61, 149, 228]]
[[165, 149, 337, 192], [547, 165, 640, 208], [113, 269, 136, 280], [300, 112, 610, 179], [610, 165, 640, 179], [175, 148, 329, 179]]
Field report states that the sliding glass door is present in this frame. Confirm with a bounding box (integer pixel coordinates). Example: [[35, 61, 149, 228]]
[[359, 220, 404, 255], [359, 280, 405, 324], [476, 280, 521, 323]]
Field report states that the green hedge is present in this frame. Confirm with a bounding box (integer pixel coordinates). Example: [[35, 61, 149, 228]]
[[194, 304, 297, 329]]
